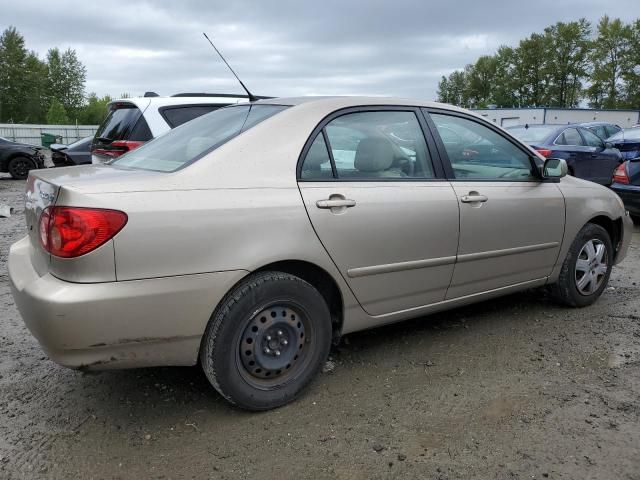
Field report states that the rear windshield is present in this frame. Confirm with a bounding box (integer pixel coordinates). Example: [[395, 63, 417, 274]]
[[112, 104, 288, 172], [608, 127, 640, 142], [95, 104, 152, 142], [506, 126, 557, 143]]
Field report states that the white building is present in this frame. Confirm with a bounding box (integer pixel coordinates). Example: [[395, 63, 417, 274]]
[[470, 108, 640, 128]]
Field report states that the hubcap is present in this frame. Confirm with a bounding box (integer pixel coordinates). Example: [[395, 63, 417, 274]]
[[12, 159, 29, 177], [575, 239, 608, 296], [239, 305, 307, 380]]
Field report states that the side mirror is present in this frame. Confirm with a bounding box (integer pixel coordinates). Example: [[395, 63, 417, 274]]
[[605, 141, 614, 149], [541, 158, 568, 179]]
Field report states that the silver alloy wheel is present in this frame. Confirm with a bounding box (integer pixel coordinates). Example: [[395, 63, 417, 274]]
[[575, 239, 608, 296]]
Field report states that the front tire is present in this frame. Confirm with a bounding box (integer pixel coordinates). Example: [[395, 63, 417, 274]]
[[550, 223, 613, 307], [8, 156, 35, 180], [200, 271, 332, 410]]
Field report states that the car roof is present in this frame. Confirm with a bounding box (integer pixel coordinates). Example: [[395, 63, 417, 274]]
[[578, 121, 618, 127], [255, 96, 472, 113]]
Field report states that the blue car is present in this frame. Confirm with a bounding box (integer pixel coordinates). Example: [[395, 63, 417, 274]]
[[609, 127, 640, 220], [506, 124, 622, 185]]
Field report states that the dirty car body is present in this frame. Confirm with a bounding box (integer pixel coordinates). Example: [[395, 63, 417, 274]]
[[9, 97, 634, 410]]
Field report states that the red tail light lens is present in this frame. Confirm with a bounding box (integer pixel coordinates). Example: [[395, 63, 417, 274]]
[[93, 140, 146, 158], [613, 163, 630, 184], [535, 148, 553, 158], [39, 207, 128, 258]]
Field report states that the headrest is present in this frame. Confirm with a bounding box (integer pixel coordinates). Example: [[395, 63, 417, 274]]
[[354, 137, 395, 172]]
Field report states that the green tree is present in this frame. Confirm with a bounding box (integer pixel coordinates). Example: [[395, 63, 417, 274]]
[[0, 26, 29, 122], [77, 93, 112, 124], [22, 51, 49, 123], [620, 19, 640, 108], [47, 47, 87, 119], [544, 19, 591, 107], [46, 98, 70, 124], [466, 55, 498, 107]]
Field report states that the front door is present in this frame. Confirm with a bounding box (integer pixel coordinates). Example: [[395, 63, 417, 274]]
[[297, 108, 460, 316], [579, 127, 622, 185], [425, 110, 566, 299]]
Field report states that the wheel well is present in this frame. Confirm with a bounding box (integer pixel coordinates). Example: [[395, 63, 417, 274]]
[[255, 260, 344, 342], [588, 215, 621, 257]]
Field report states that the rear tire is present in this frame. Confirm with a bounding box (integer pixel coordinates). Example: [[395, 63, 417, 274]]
[[8, 156, 35, 180], [550, 223, 613, 307], [200, 271, 332, 410]]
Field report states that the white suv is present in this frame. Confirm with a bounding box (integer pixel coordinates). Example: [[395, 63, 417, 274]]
[[91, 93, 254, 164]]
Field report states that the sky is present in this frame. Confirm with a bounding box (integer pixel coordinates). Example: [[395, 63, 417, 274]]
[[3, 0, 639, 101]]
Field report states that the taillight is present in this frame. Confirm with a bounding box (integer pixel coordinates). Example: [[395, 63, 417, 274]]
[[612, 163, 630, 184], [535, 148, 553, 158], [39, 207, 128, 258], [93, 140, 145, 159]]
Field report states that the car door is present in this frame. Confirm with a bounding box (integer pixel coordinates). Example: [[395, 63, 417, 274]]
[[423, 109, 565, 299], [553, 127, 596, 181], [297, 107, 459, 317], [579, 128, 622, 185]]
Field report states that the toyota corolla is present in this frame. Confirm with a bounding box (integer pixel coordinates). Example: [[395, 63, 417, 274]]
[[8, 97, 633, 410]]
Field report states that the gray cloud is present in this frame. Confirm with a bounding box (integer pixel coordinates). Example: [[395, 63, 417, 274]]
[[4, 0, 639, 100]]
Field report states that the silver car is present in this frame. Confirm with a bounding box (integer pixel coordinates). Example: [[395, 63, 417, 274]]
[[8, 97, 633, 410]]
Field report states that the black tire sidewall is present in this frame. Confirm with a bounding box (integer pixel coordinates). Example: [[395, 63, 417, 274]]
[[8, 156, 34, 180], [201, 273, 332, 410], [561, 224, 613, 307]]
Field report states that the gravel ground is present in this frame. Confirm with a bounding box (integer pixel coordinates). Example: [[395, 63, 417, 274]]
[[1, 173, 639, 480]]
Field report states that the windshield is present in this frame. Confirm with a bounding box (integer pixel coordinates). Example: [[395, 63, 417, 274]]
[[608, 127, 640, 142], [506, 126, 557, 143], [112, 104, 288, 172]]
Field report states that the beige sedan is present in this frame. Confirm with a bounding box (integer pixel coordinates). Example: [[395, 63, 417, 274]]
[[9, 97, 633, 410]]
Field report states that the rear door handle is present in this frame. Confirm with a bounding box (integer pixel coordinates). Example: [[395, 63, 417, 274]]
[[460, 194, 488, 203], [316, 198, 356, 209]]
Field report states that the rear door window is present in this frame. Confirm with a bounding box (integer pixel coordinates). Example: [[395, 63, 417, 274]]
[[555, 128, 584, 146], [95, 104, 152, 142], [160, 105, 227, 128]]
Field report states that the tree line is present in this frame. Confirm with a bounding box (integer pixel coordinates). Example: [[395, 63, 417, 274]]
[[0, 26, 119, 125], [436, 16, 640, 109]]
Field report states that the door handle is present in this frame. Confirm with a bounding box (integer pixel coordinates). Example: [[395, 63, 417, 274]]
[[591, 154, 598, 158], [460, 194, 488, 203], [316, 198, 356, 209], [569, 153, 577, 157]]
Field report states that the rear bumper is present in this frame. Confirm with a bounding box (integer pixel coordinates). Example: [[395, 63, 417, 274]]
[[8, 236, 247, 369], [611, 183, 640, 216]]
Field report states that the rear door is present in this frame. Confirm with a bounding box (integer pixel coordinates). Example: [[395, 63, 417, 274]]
[[298, 107, 459, 316], [424, 109, 565, 299], [579, 128, 622, 185]]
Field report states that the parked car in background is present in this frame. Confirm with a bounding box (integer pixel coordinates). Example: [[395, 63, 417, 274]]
[[0, 136, 46, 180], [91, 93, 258, 164], [9, 97, 633, 410], [506, 124, 622, 185], [607, 126, 640, 162], [51, 137, 93, 167], [578, 121, 622, 140], [611, 160, 640, 221]]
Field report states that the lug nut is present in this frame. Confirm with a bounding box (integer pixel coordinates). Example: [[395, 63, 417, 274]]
[[266, 335, 272, 341], [275, 350, 281, 356], [277, 330, 283, 336], [264, 347, 271, 354], [281, 339, 288, 346]]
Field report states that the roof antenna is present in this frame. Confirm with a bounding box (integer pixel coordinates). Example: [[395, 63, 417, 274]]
[[203, 32, 258, 102]]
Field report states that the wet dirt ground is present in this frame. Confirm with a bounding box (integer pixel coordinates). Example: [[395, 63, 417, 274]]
[[1, 173, 639, 480]]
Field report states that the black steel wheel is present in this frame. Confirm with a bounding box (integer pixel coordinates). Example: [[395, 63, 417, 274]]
[[200, 271, 332, 410], [8, 156, 35, 180]]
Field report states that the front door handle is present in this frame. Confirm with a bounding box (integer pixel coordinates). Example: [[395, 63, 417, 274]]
[[460, 194, 488, 203], [316, 198, 356, 209]]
